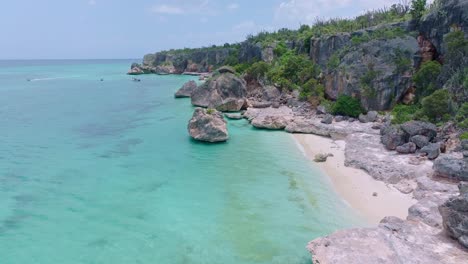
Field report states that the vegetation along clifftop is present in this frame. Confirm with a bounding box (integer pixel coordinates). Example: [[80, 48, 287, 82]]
[[131, 0, 467, 129]]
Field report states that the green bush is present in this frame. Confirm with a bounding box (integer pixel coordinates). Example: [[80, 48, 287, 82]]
[[273, 41, 288, 57], [327, 54, 340, 71], [410, 0, 427, 21], [391, 104, 420, 124], [332, 95, 364, 117], [206, 108, 216, 114], [299, 79, 325, 100], [421, 89, 451, 122], [460, 132, 468, 140], [360, 64, 380, 98], [393, 49, 412, 74], [413, 60, 442, 99], [456, 102, 468, 128], [245, 61, 271, 79]]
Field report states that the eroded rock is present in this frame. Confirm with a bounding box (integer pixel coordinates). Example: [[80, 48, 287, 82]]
[[175, 80, 197, 98], [188, 108, 229, 143]]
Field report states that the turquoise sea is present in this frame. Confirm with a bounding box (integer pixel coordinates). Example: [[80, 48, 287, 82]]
[[0, 60, 361, 264]]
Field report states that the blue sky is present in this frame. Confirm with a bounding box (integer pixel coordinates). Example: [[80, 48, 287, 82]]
[[0, 0, 407, 59]]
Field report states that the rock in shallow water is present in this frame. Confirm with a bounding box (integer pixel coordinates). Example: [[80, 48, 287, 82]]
[[191, 72, 247, 112], [188, 108, 229, 143], [174, 80, 197, 98]]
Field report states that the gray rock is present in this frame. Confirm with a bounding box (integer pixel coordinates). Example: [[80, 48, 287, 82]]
[[316, 105, 327, 115], [175, 80, 197, 98], [188, 108, 228, 143], [314, 153, 334, 162], [285, 117, 378, 138], [251, 101, 272, 108], [245, 106, 293, 130], [191, 72, 247, 112], [401, 121, 438, 140], [334, 115, 345, 122], [439, 182, 468, 248], [396, 142, 417, 154], [348, 118, 356, 122], [307, 216, 468, 264], [381, 126, 407, 150], [462, 140, 468, 151], [410, 135, 430, 149], [217, 66, 236, 74], [224, 113, 243, 120], [321, 114, 333, 124], [464, 151, 468, 158], [271, 102, 280, 108], [433, 154, 468, 181], [345, 133, 433, 184], [421, 143, 441, 160], [359, 111, 378, 123]]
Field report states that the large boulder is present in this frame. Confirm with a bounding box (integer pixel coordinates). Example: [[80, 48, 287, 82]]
[[433, 155, 468, 181], [359, 111, 378, 123], [410, 135, 430, 149], [381, 126, 407, 150], [191, 72, 247, 112], [175, 80, 197, 98], [439, 182, 468, 248], [396, 142, 417, 154], [401, 121, 437, 140], [245, 106, 294, 130], [421, 143, 441, 160], [188, 108, 229, 143]]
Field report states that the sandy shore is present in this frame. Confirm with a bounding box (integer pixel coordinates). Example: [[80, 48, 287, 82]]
[[293, 133, 417, 225]]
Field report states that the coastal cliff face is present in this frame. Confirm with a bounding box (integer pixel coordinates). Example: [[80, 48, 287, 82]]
[[133, 42, 264, 74]]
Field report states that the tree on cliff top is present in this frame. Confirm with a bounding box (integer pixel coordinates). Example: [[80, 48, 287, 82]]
[[410, 0, 427, 21]]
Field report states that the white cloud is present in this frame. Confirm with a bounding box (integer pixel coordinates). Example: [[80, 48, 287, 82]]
[[274, 0, 412, 27], [88, 0, 96, 5], [227, 3, 239, 10], [150, 4, 185, 15], [149, 0, 217, 16]]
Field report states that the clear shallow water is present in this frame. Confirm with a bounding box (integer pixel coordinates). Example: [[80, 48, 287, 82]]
[[0, 60, 361, 264]]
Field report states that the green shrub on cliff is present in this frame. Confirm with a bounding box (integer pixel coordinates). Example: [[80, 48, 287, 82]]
[[391, 104, 420, 124], [410, 0, 427, 21], [413, 60, 442, 99], [456, 103, 468, 129], [460, 132, 468, 140], [245, 62, 271, 80], [266, 51, 319, 90], [299, 79, 325, 100], [332, 95, 363, 117], [421, 89, 452, 122]]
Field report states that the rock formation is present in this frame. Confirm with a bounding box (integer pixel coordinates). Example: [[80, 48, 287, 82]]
[[175, 80, 197, 98], [191, 70, 247, 112], [434, 154, 468, 181], [439, 182, 468, 248], [187, 108, 229, 143], [308, 216, 468, 264]]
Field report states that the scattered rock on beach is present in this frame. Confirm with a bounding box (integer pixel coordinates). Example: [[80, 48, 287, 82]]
[[433, 154, 468, 181], [188, 108, 229, 143], [359, 111, 378, 123], [321, 114, 333, 124], [421, 143, 441, 160], [396, 142, 417, 154], [314, 153, 334, 162]]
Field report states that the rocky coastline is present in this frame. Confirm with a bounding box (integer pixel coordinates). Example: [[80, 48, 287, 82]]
[[174, 68, 467, 262], [130, 0, 468, 262]]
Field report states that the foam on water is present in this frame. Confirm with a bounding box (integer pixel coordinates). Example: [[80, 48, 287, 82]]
[[0, 60, 363, 264]]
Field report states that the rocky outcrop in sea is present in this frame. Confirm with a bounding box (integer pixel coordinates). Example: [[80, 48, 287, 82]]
[[175, 80, 197, 98], [191, 69, 247, 112], [188, 108, 229, 143]]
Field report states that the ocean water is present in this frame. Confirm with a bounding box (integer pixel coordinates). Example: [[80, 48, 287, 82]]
[[0, 60, 361, 264]]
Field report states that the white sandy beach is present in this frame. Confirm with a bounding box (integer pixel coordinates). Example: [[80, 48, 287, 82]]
[[293, 133, 417, 225]]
